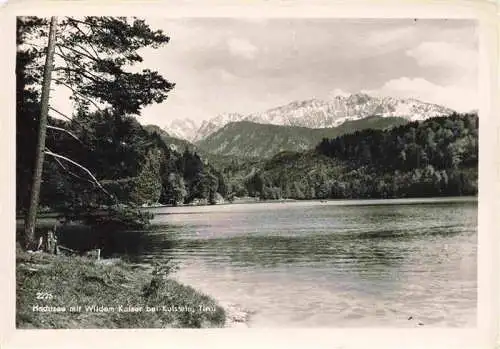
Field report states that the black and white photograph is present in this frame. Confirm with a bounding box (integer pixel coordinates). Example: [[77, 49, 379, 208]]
[[8, 4, 495, 343]]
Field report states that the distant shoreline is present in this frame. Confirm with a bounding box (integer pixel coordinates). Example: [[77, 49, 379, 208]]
[[144, 195, 478, 214], [16, 195, 477, 222]]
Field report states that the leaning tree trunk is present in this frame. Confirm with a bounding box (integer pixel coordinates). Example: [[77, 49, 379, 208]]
[[23, 16, 58, 250]]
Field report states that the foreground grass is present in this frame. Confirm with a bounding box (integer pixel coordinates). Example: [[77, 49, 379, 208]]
[[16, 251, 226, 328]]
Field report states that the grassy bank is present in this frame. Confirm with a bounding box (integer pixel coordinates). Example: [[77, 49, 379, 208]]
[[16, 251, 226, 328]]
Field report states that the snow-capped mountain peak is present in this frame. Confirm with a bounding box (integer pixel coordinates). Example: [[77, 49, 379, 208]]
[[162, 92, 455, 142], [163, 118, 199, 142], [194, 112, 245, 142]]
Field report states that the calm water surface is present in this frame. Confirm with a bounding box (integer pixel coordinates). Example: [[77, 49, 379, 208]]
[[140, 197, 477, 327]]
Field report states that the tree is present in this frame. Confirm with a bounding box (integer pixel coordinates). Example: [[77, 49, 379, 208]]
[[207, 173, 219, 205], [130, 148, 162, 205], [163, 173, 187, 206], [316, 181, 331, 200], [16, 18, 46, 213], [245, 172, 265, 198], [23, 17, 58, 250], [52, 17, 174, 114], [292, 181, 305, 199], [216, 172, 229, 197], [191, 174, 210, 203], [17, 16, 175, 249]]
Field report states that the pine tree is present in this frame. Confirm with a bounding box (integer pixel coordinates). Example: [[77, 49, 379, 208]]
[[17, 16, 175, 249]]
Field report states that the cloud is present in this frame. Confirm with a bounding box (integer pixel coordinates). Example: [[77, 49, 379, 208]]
[[364, 77, 477, 112], [402, 41, 477, 110], [366, 26, 416, 47], [328, 88, 351, 98], [227, 38, 258, 60], [131, 19, 478, 125], [217, 69, 237, 82], [406, 41, 477, 72]]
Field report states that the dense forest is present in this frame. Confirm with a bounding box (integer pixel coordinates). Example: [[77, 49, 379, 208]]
[[17, 112, 228, 217], [237, 113, 478, 200]]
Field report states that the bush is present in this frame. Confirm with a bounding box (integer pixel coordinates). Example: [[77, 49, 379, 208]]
[[81, 205, 154, 230]]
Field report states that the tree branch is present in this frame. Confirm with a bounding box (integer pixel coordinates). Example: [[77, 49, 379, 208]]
[[67, 17, 93, 36], [52, 78, 103, 111], [44, 150, 116, 201], [55, 45, 105, 84], [20, 42, 45, 49], [46, 125, 84, 145], [48, 107, 91, 135], [48, 106, 75, 122], [56, 43, 99, 62], [74, 42, 102, 62], [65, 18, 101, 60], [53, 65, 108, 85], [86, 40, 101, 60], [65, 17, 101, 29], [68, 17, 105, 42], [46, 147, 96, 186], [73, 25, 102, 59]]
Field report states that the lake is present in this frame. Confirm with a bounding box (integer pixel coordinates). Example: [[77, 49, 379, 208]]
[[139, 197, 477, 328]]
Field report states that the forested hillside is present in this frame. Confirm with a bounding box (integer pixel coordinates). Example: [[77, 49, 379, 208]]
[[30, 113, 229, 215], [236, 113, 478, 200], [197, 116, 408, 158]]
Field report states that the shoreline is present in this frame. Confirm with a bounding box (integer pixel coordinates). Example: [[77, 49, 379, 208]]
[[16, 195, 478, 221], [219, 302, 252, 328]]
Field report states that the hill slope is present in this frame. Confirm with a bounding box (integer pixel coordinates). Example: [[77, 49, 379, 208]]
[[235, 113, 478, 200], [196, 116, 408, 158]]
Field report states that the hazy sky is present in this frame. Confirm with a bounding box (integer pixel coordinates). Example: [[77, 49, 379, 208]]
[[52, 18, 478, 127]]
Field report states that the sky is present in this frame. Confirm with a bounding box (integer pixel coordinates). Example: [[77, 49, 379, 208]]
[[51, 18, 478, 128]]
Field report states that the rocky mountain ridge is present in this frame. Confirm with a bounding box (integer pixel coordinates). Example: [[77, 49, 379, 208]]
[[163, 93, 455, 142]]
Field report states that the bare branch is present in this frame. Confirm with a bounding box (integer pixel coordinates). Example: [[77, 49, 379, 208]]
[[48, 107, 89, 134], [48, 106, 74, 122], [46, 125, 84, 144], [46, 146, 95, 186], [44, 150, 116, 201]]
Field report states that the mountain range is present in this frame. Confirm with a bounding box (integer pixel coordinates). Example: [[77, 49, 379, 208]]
[[163, 93, 455, 142], [196, 116, 408, 158]]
